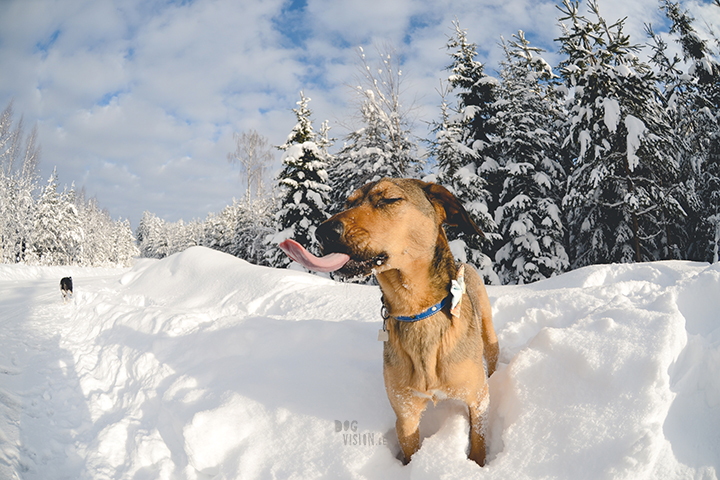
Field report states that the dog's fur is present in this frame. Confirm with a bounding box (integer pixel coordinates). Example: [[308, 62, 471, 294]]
[[315, 178, 498, 466], [60, 277, 73, 303]]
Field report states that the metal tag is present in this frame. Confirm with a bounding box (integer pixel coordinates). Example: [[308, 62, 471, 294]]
[[377, 329, 389, 342]]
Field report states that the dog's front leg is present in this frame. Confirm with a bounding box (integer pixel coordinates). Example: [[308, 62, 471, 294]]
[[388, 389, 428, 464], [467, 383, 490, 466]]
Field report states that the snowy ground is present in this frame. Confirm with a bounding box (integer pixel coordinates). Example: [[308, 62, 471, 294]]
[[0, 246, 718, 480]]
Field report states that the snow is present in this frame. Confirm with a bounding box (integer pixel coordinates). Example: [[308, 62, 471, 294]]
[[625, 114, 647, 172], [1, 246, 719, 479], [614, 64, 634, 78], [578, 129, 591, 160], [601, 97, 620, 134]]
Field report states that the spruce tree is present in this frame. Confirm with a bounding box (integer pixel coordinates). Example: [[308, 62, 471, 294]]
[[493, 32, 569, 284], [62, 183, 84, 265], [430, 84, 498, 283], [432, 21, 501, 283], [651, 1, 720, 262], [269, 92, 332, 268], [558, 0, 681, 267], [31, 170, 70, 265], [446, 21, 499, 163], [446, 21, 503, 212]]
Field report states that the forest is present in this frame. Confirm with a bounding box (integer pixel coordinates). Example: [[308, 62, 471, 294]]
[[0, 104, 138, 267], [2, 0, 718, 284]]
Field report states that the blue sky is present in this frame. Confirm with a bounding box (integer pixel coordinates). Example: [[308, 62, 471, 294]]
[[1, 0, 717, 227]]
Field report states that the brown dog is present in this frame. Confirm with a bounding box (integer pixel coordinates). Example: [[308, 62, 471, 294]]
[[315, 178, 498, 466]]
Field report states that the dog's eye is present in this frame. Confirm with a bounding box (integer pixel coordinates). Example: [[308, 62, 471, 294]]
[[377, 197, 402, 207]]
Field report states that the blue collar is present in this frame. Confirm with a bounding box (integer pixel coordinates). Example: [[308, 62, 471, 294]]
[[391, 295, 451, 323], [380, 265, 465, 325]]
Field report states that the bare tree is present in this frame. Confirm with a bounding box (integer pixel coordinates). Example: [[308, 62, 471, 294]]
[[327, 43, 421, 206], [351, 44, 419, 155], [227, 129, 274, 200], [0, 101, 40, 183]]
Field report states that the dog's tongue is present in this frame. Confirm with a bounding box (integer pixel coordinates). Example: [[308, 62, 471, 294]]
[[278, 239, 350, 273]]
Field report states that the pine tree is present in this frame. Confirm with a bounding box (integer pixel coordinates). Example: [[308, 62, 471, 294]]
[[31, 170, 66, 264], [445, 21, 502, 212], [558, 0, 681, 268], [492, 32, 569, 284], [61, 183, 84, 265], [650, 1, 720, 262], [268, 92, 333, 268], [430, 84, 498, 283], [430, 21, 501, 283], [446, 21, 499, 160]]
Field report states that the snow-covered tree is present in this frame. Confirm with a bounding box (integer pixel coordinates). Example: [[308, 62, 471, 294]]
[[649, 1, 720, 262], [111, 218, 139, 267], [70, 190, 136, 267], [0, 102, 135, 267], [492, 32, 569, 284], [446, 21, 499, 161], [30, 170, 84, 265], [232, 196, 276, 266], [61, 183, 84, 264], [430, 22, 501, 283], [0, 174, 37, 264], [76, 196, 108, 266], [268, 92, 333, 268], [166, 220, 190, 256], [134, 195, 276, 265], [0, 102, 40, 264], [430, 84, 498, 283], [329, 46, 420, 212], [136, 214, 203, 260], [200, 205, 237, 256], [136, 211, 167, 259], [445, 21, 502, 213], [558, 0, 682, 268]]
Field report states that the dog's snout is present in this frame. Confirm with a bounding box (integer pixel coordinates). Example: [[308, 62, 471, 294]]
[[316, 219, 344, 249]]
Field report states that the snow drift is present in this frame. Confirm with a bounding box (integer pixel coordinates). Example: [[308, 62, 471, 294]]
[[0, 246, 718, 479]]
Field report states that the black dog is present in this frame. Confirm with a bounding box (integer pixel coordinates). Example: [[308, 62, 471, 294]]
[[60, 277, 73, 303]]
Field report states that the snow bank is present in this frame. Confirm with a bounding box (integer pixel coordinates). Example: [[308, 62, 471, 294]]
[[0, 246, 718, 479]]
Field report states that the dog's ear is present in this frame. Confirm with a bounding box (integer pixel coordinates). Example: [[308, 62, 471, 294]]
[[421, 182, 485, 238]]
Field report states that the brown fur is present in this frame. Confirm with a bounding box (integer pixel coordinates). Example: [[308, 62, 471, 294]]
[[316, 178, 498, 466]]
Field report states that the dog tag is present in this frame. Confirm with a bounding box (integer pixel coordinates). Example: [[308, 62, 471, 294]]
[[377, 329, 389, 342]]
